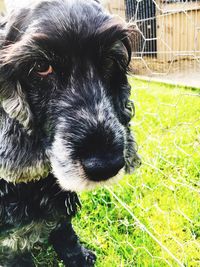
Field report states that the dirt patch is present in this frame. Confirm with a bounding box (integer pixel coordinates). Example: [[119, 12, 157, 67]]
[[131, 57, 200, 88]]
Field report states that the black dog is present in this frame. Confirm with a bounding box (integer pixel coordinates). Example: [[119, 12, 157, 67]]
[[0, 0, 140, 266]]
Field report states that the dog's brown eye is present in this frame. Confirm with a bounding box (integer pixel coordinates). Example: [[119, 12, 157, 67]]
[[34, 61, 53, 76]]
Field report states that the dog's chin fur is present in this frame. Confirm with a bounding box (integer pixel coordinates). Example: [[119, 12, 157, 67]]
[[53, 163, 124, 192]]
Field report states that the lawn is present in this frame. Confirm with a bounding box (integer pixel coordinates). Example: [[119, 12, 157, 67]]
[[34, 78, 200, 266]]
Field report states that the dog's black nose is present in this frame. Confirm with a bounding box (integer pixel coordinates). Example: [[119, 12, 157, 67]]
[[82, 155, 125, 181]]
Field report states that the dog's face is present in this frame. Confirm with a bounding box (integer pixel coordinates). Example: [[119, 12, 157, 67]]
[[0, 0, 140, 191]]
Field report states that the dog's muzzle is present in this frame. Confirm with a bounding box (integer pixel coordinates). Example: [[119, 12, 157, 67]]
[[48, 78, 128, 191]]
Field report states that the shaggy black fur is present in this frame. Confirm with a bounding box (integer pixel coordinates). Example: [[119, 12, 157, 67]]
[[0, 0, 140, 266], [0, 176, 89, 266], [0, 175, 80, 227]]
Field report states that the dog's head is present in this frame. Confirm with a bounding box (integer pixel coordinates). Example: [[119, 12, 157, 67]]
[[0, 0, 141, 191]]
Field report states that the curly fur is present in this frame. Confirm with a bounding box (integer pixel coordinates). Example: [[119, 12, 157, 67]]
[[0, 0, 140, 266]]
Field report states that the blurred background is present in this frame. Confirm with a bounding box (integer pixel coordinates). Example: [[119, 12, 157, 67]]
[[103, 0, 200, 88], [0, 1, 199, 266]]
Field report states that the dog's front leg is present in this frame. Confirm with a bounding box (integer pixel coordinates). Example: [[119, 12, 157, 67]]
[[49, 220, 96, 267]]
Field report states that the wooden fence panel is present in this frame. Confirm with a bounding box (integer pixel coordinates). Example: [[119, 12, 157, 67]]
[[157, 2, 200, 61], [0, 0, 5, 11], [103, 0, 125, 19]]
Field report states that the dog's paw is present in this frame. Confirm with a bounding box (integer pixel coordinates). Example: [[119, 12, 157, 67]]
[[64, 247, 96, 267], [81, 247, 96, 266], [65, 192, 82, 217]]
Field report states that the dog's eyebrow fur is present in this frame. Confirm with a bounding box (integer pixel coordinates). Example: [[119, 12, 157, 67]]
[[0, 33, 51, 67], [1, 27, 131, 72], [95, 17, 132, 62]]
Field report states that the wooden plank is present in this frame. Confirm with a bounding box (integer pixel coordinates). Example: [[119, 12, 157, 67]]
[[161, 2, 200, 13], [156, 9, 200, 61], [102, 0, 125, 19], [0, 0, 5, 11], [108, 0, 124, 10]]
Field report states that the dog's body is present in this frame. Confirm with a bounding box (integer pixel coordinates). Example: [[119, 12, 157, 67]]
[[0, 175, 84, 266], [0, 0, 140, 266]]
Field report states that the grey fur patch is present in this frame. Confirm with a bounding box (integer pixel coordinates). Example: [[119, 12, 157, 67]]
[[0, 108, 50, 183], [2, 82, 33, 134], [0, 160, 50, 184], [0, 221, 57, 252]]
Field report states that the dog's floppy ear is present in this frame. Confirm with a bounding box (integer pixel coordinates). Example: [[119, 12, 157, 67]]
[[107, 19, 141, 172], [1, 7, 31, 42], [0, 107, 50, 183], [0, 79, 33, 134], [0, 11, 50, 183], [0, 8, 33, 132]]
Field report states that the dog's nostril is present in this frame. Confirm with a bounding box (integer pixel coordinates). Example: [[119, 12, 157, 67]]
[[82, 155, 125, 182]]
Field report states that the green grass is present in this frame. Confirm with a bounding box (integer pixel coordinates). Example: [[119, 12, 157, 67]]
[[35, 78, 200, 266]]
